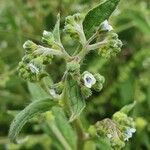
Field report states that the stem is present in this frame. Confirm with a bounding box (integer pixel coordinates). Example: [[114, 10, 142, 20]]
[[87, 40, 108, 51], [34, 45, 72, 60], [86, 31, 98, 45], [61, 75, 86, 150], [72, 119, 85, 150], [48, 122, 72, 150], [74, 23, 86, 46], [53, 41, 71, 59]]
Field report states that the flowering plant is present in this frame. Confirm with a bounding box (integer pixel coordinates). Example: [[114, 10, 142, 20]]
[[8, 0, 136, 149]]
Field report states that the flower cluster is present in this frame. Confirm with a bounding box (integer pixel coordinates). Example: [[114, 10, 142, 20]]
[[64, 13, 86, 44], [88, 102, 136, 149], [99, 31, 123, 58], [18, 40, 52, 82], [80, 71, 105, 99], [114, 104, 136, 146]]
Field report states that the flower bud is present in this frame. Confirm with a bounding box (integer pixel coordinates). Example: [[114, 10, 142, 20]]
[[22, 54, 34, 63], [81, 86, 92, 99], [73, 13, 83, 22], [65, 16, 75, 25], [18, 57, 46, 82], [42, 30, 55, 46], [28, 63, 39, 74], [41, 55, 53, 65], [99, 38, 122, 58], [94, 73, 105, 84], [92, 73, 105, 92], [23, 40, 37, 52], [64, 13, 83, 40], [67, 61, 80, 73], [50, 82, 64, 95], [93, 83, 103, 92]]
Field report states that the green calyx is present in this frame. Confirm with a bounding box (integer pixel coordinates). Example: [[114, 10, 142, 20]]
[[64, 13, 84, 40], [99, 32, 123, 58], [66, 61, 80, 73], [88, 103, 136, 149], [80, 85, 92, 99], [92, 73, 105, 92], [23, 40, 38, 52], [42, 30, 55, 46]]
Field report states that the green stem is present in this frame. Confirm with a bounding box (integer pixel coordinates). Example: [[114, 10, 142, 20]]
[[48, 122, 72, 150], [61, 75, 86, 150], [72, 119, 85, 150]]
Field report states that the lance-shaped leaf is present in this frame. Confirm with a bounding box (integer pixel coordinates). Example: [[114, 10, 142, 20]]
[[8, 99, 57, 143], [65, 74, 86, 122], [94, 137, 113, 150], [83, 0, 120, 38], [44, 107, 77, 150], [28, 76, 53, 101], [120, 101, 136, 114], [28, 82, 51, 101]]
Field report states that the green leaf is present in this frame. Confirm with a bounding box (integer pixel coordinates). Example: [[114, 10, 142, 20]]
[[53, 13, 61, 43], [65, 74, 86, 122], [83, 0, 120, 38], [28, 82, 51, 101], [120, 101, 136, 114], [8, 99, 56, 143], [44, 107, 77, 150], [95, 137, 113, 150]]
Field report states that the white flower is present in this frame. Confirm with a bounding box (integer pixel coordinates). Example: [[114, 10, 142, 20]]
[[83, 72, 96, 88], [49, 89, 59, 98], [101, 20, 113, 31], [107, 133, 112, 139], [124, 128, 136, 141], [28, 63, 39, 74], [43, 30, 49, 36]]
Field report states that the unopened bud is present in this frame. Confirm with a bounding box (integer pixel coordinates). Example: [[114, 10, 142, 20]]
[[81, 86, 92, 99], [23, 40, 37, 52]]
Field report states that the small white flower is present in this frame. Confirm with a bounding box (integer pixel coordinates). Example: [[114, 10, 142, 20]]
[[49, 89, 59, 98], [107, 133, 112, 139], [130, 128, 136, 133], [28, 63, 39, 74], [83, 72, 96, 88], [101, 20, 113, 31], [43, 30, 49, 36], [124, 128, 136, 141], [23, 41, 28, 49]]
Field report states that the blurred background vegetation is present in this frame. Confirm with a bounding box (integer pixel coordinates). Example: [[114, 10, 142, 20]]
[[0, 0, 149, 150]]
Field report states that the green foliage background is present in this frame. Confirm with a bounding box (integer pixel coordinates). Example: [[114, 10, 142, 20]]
[[0, 0, 149, 149]]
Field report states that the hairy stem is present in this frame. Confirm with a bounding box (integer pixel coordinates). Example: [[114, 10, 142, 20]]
[[72, 119, 85, 150], [34, 45, 72, 60], [87, 40, 107, 51]]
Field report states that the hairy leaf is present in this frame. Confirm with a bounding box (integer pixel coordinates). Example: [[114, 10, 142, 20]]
[[43, 107, 77, 150], [83, 0, 120, 38], [8, 99, 56, 143], [94, 137, 113, 150], [65, 74, 85, 122], [53, 13, 61, 43], [28, 82, 51, 101], [120, 101, 136, 114]]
